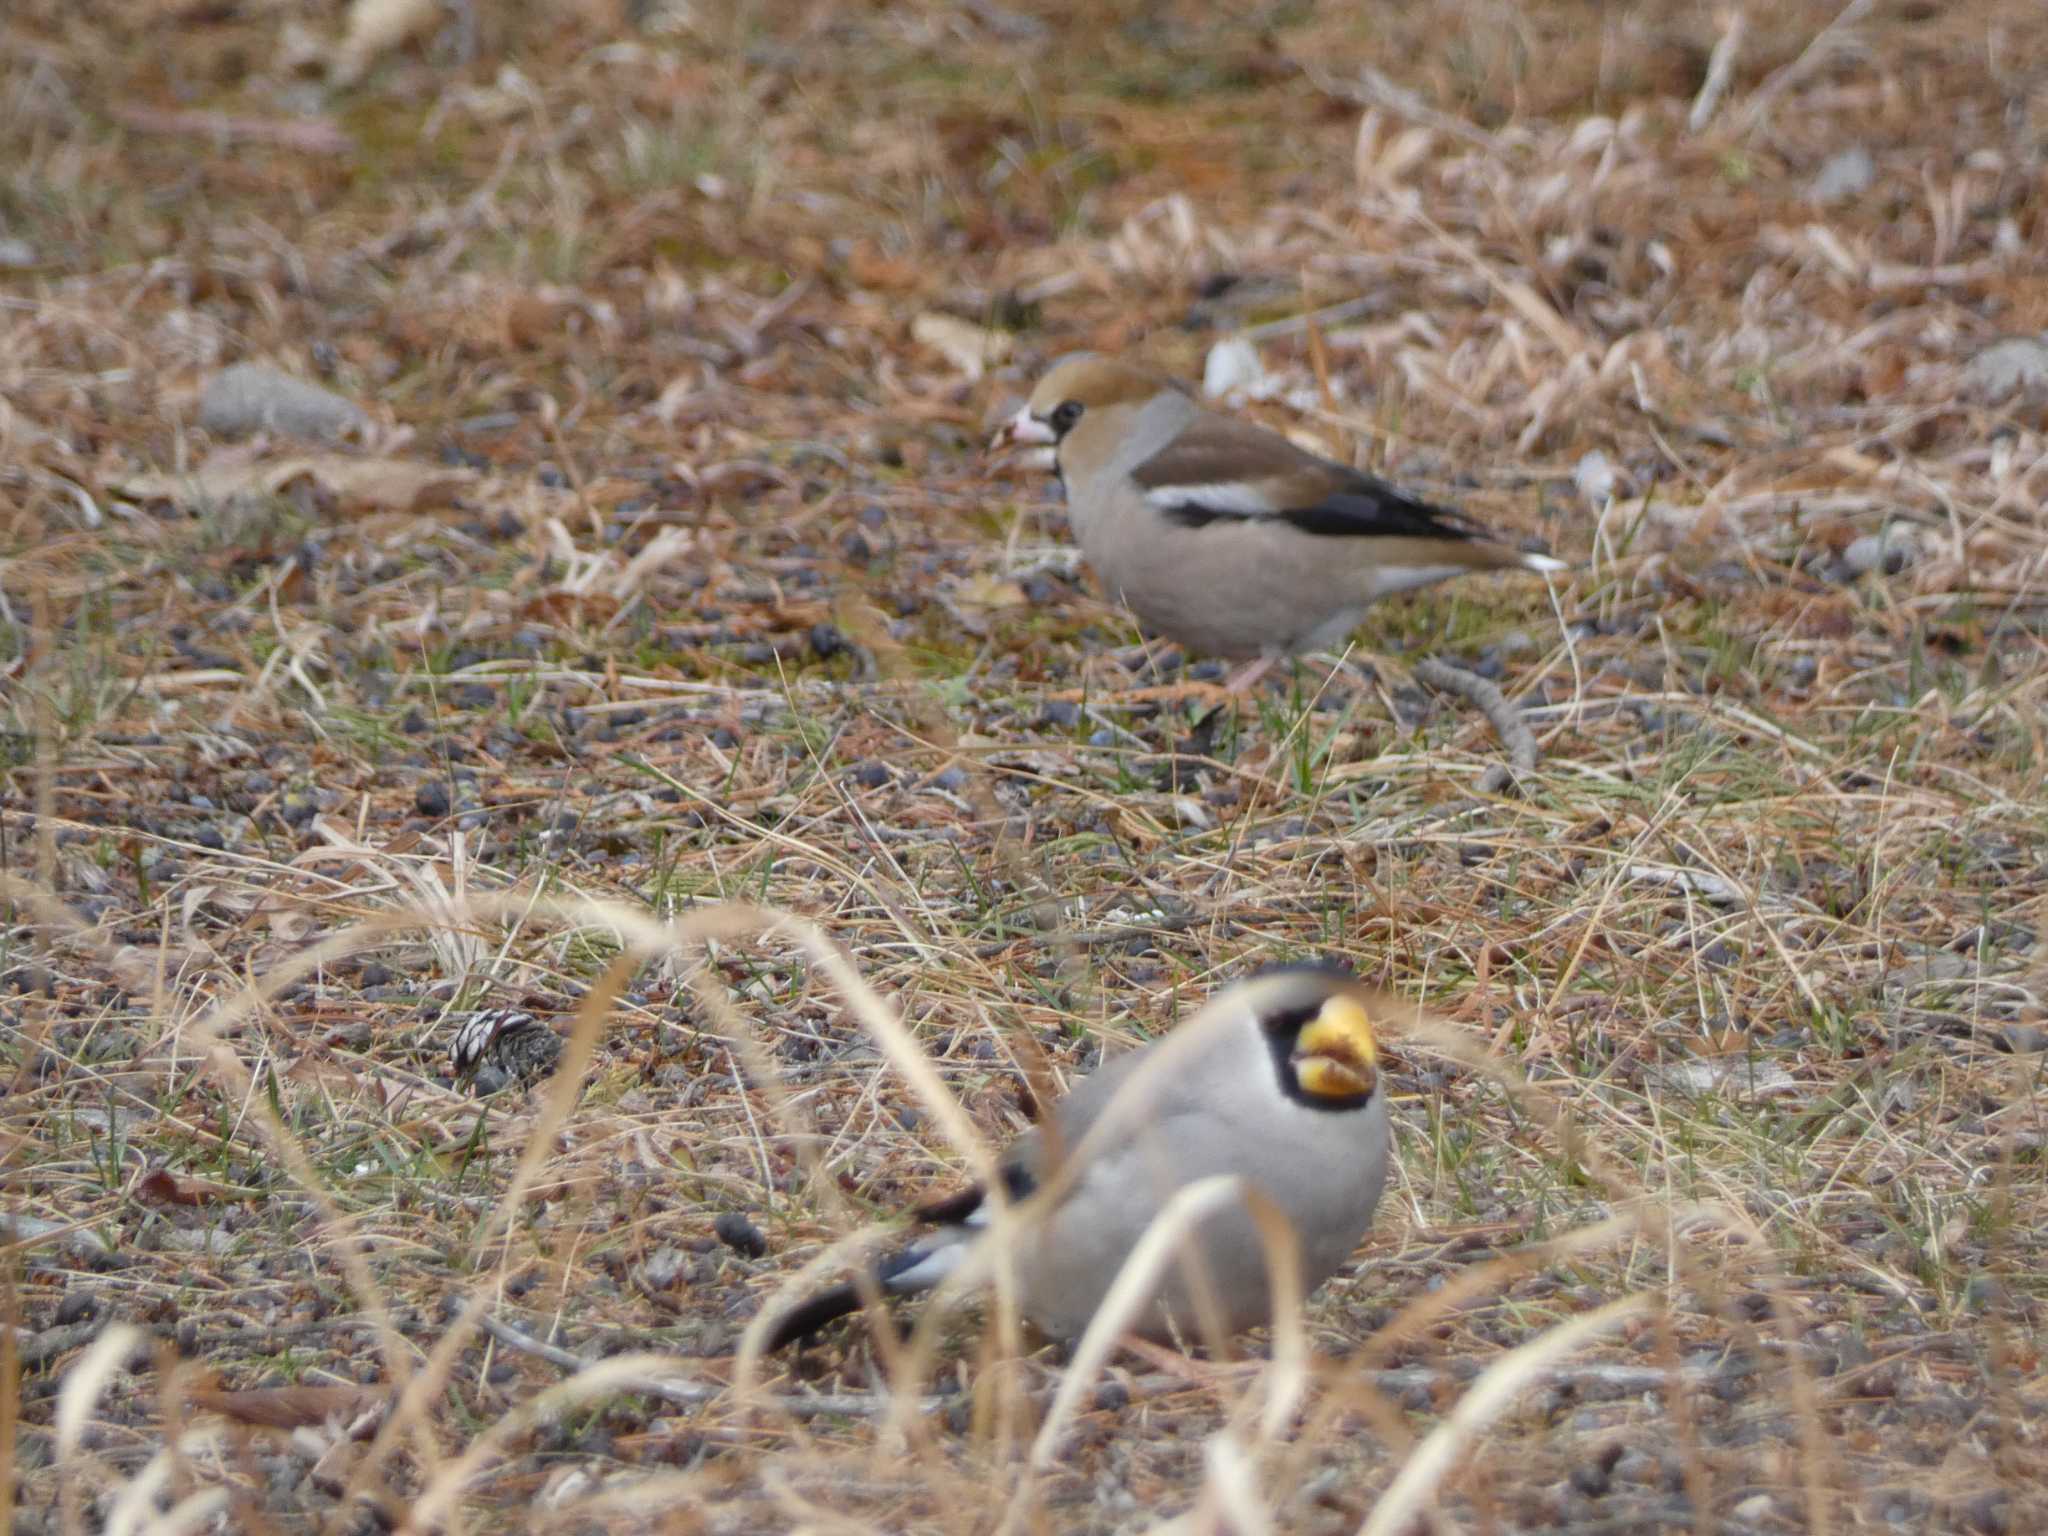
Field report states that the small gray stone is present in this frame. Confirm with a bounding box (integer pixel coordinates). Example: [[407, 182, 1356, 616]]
[[1842, 527, 1918, 578], [1962, 337, 2048, 401], [1885, 950, 1974, 990], [712, 1211, 768, 1259], [199, 363, 369, 440], [1612, 1449, 1660, 1487], [1807, 145, 1876, 204], [4, 1212, 115, 1262], [1997, 1024, 2048, 1054], [639, 1246, 688, 1290]]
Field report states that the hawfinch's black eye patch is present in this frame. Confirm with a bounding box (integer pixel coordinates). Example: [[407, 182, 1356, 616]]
[[1049, 400, 1084, 435]]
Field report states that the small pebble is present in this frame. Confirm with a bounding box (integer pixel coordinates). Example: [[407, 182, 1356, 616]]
[[1958, 1489, 2011, 1535], [712, 1212, 768, 1259], [640, 1246, 688, 1290], [1807, 145, 1876, 204], [1842, 527, 1918, 578], [1963, 336, 2048, 400]]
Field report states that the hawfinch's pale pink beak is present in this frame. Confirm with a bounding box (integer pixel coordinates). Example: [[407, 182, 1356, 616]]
[[991, 405, 1057, 451]]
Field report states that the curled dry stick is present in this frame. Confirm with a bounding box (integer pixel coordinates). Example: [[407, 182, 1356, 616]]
[[1413, 657, 1539, 795]]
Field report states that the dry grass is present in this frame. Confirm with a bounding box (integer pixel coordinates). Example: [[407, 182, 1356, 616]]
[[3, 0, 2046, 1530]]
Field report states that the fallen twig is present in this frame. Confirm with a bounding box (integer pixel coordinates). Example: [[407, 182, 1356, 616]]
[[1300, 62, 1505, 157], [1734, 0, 1877, 135], [1241, 295, 1386, 344], [1687, 8, 1746, 133], [480, 1313, 942, 1420], [1413, 658, 1538, 794], [482, 1313, 1768, 1430], [109, 106, 352, 154]]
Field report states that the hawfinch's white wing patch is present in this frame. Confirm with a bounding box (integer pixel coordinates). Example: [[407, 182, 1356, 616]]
[[1142, 481, 1281, 517]]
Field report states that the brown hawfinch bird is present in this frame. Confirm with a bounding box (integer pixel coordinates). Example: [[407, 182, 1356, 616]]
[[996, 353, 1565, 688], [761, 964, 1391, 1351]]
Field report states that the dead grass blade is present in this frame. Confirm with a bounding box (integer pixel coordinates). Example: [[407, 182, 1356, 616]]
[[1357, 1293, 1656, 1536]]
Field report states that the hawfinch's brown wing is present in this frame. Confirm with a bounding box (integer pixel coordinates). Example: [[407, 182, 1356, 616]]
[[1126, 411, 1494, 545]]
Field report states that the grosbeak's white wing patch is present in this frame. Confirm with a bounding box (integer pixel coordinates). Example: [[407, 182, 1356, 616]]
[[1142, 481, 1281, 516]]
